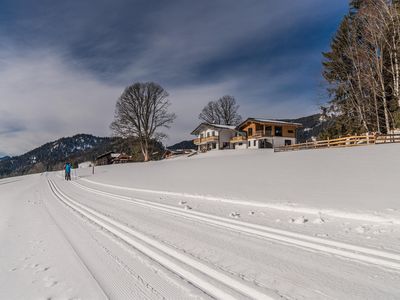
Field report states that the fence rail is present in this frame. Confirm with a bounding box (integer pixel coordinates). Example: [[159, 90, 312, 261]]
[[274, 134, 400, 152]]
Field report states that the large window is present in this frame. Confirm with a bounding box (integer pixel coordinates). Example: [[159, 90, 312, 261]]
[[265, 126, 272, 136], [256, 124, 263, 131], [285, 139, 292, 146], [212, 131, 216, 136], [275, 126, 282, 136], [248, 128, 253, 136]]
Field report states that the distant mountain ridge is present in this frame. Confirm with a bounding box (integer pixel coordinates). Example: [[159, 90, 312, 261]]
[[168, 140, 196, 150], [0, 134, 163, 179]]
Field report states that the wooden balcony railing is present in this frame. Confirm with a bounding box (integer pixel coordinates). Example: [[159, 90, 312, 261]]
[[193, 136, 218, 145], [230, 135, 247, 143], [249, 130, 272, 138]]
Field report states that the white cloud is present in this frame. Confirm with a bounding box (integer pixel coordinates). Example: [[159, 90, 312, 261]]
[[0, 49, 123, 155]]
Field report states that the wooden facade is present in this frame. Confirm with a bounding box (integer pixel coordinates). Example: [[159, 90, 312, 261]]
[[231, 118, 302, 149], [237, 120, 300, 139]]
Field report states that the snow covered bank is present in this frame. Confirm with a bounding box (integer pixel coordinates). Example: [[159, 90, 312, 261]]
[[79, 144, 400, 224]]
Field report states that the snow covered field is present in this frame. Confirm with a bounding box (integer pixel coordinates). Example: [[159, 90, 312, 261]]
[[1, 144, 400, 299]]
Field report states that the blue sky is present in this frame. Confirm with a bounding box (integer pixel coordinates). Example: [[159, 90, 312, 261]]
[[0, 0, 349, 156]]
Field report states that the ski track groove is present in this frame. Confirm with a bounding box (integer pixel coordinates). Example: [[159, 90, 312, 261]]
[[40, 184, 110, 299], [72, 179, 400, 273], [48, 179, 274, 300]]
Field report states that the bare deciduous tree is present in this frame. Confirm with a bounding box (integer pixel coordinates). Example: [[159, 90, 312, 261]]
[[110, 82, 176, 162], [199, 95, 242, 125]]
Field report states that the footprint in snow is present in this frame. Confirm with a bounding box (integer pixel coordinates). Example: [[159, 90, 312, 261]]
[[36, 266, 50, 273], [316, 233, 329, 238], [289, 216, 308, 224], [43, 277, 59, 288], [312, 217, 325, 224], [179, 200, 187, 205], [183, 205, 192, 210], [354, 225, 370, 234], [229, 212, 240, 218]]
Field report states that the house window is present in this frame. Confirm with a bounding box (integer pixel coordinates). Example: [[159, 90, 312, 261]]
[[238, 142, 243, 146], [248, 141, 251, 147], [207, 132, 210, 137], [212, 131, 215, 136], [275, 126, 282, 136], [288, 130, 294, 134], [200, 133, 204, 138], [248, 128, 253, 136], [253, 140, 257, 146], [285, 140, 292, 146], [256, 124, 263, 131], [265, 126, 272, 136]]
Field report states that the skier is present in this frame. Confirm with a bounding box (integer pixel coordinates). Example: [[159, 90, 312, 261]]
[[65, 162, 72, 181]]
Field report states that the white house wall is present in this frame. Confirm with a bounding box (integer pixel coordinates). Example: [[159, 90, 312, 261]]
[[244, 137, 296, 149], [272, 137, 296, 147], [198, 128, 219, 138], [233, 142, 248, 150]]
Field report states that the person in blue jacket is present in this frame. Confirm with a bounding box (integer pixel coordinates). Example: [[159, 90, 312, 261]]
[[65, 162, 72, 181]]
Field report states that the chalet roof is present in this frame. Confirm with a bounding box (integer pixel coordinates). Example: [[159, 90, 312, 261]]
[[191, 123, 237, 135], [237, 118, 303, 129], [96, 151, 114, 160]]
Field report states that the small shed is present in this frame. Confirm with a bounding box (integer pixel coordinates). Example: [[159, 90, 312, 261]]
[[95, 152, 119, 166]]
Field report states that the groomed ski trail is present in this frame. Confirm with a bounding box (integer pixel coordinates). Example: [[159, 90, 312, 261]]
[[48, 179, 275, 300]]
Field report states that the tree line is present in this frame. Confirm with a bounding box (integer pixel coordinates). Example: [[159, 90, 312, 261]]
[[322, 0, 400, 137]]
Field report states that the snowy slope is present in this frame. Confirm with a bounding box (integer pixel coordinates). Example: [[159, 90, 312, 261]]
[[1, 144, 400, 299], [79, 144, 400, 223]]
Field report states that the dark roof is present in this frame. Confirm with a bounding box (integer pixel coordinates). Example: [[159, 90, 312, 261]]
[[95, 151, 114, 160]]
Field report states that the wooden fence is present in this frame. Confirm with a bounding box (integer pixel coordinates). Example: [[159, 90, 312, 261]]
[[274, 133, 400, 152]]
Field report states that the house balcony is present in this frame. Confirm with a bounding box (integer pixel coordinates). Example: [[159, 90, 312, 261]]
[[193, 136, 218, 145], [249, 130, 273, 139], [230, 135, 247, 143]]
